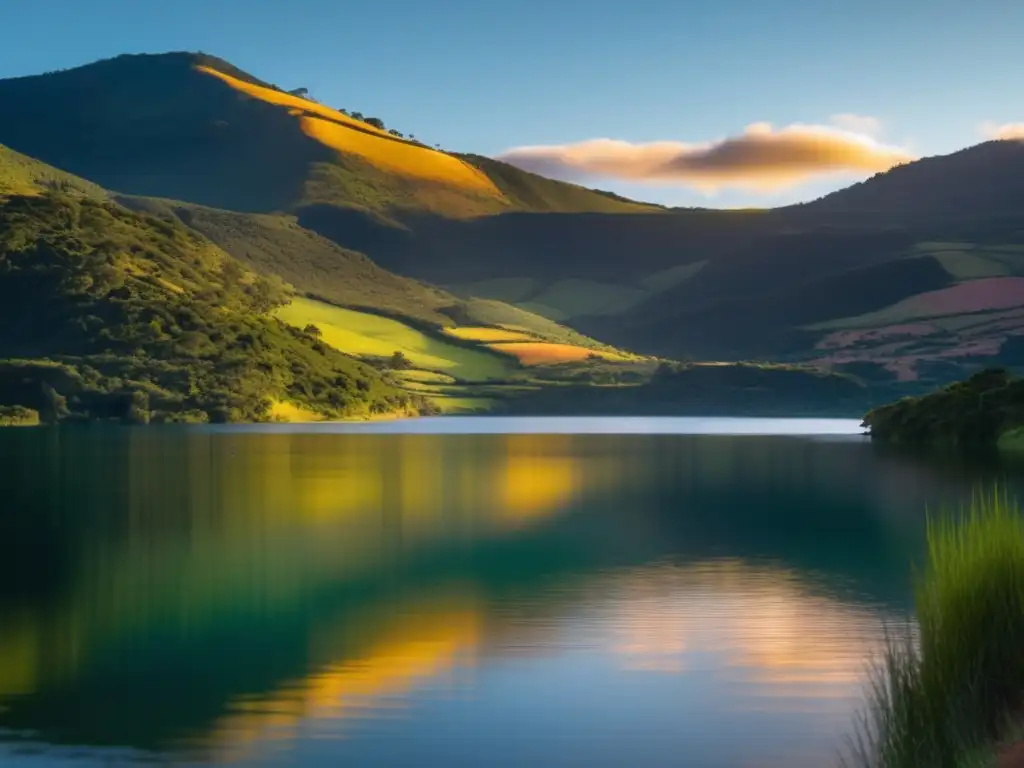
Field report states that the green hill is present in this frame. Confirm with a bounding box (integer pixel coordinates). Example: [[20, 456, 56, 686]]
[[0, 190, 432, 423]]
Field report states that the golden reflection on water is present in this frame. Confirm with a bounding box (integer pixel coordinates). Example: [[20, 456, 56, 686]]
[[604, 560, 891, 697], [203, 587, 481, 763]]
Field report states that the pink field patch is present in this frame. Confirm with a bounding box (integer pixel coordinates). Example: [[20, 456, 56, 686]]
[[910, 277, 1024, 315], [817, 324, 937, 350]]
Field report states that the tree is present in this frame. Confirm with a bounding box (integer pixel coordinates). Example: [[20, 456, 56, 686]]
[[288, 87, 309, 98], [303, 323, 322, 339], [388, 129, 404, 138], [351, 111, 364, 121], [388, 351, 412, 370], [364, 117, 385, 130]]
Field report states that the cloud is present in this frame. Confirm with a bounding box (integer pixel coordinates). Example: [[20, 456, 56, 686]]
[[980, 121, 1024, 140], [829, 113, 883, 136], [497, 123, 915, 193]]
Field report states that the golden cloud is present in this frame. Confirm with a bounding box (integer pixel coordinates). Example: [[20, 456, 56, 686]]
[[981, 121, 1024, 140], [497, 122, 916, 193]]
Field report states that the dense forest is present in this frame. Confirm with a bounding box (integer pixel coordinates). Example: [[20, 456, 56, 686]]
[[862, 368, 1024, 447], [0, 192, 431, 423]]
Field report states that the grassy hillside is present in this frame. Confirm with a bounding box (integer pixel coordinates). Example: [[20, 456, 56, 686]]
[[117, 196, 458, 325], [0, 191, 431, 423], [0, 52, 652, 221], [0, 144, 106, 199], [274, 297, 515, 380]]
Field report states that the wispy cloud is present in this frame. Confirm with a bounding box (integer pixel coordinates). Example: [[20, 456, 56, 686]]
[[980, 121, 1024, 140], [829, 113, 883, 137], [497, 122, 915, 193]]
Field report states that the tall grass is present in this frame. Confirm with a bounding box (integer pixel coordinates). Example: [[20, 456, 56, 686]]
[[846, 490, 1024, 767]]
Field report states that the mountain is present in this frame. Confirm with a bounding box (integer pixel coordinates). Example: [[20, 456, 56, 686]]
[[0, 53, 657, 220], [3, 51, 1023, 399]]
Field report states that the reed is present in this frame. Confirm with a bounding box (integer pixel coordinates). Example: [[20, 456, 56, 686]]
[[846, 490, 1024, 767]]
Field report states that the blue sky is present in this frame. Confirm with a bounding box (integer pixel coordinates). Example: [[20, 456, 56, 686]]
[[2, 0, 1022, 207]]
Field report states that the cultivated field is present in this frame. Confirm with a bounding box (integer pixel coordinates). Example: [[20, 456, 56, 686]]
[[443, 326, 535, 342], [274, 297, 513, 380], [489, 342, 633, 365]]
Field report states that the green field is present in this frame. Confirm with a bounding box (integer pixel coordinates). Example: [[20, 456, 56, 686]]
[[456, 263, 706, 324], [275, 297, 514, 380], [395, 369, 457, 384], [912, 242, 1024, 281], [457, 298, 614, 349], [426, 395, 497, 414]]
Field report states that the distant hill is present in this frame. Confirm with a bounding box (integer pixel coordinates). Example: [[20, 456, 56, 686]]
[[798, 140, 1024, 219]]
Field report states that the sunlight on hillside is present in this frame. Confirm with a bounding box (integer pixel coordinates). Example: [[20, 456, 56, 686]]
[[443, 326, 535, 342], [268, 399, 325, 423], [274, 297, 512, 380], [301, 116, 501, 194], [195, 65, 503, 197], [489, 342, 633, 365]]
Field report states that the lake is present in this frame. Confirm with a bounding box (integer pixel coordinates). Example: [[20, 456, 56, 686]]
[[0, 418, 1019, 767]]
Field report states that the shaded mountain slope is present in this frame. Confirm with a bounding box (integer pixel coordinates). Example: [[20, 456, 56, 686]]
[[0, 144, 107, 199], [117, 196, 457, 325], [797, 140, 1024, 218], [0, 52, 654, 219]]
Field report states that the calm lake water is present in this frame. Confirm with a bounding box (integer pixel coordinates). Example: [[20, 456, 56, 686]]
[[0, 417, 1020, 767]]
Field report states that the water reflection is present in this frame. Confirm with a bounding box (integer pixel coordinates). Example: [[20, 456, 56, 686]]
[[0, 426, 1017, 766]]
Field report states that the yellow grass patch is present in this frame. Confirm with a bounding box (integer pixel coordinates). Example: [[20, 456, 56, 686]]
[[488, 343, 631, 366], [195, 65, 502, 196], [299, 117, 500, 194], [156, 277, 185, 295], [268, 400, 325, 423], [442, 326, 535, 342]]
